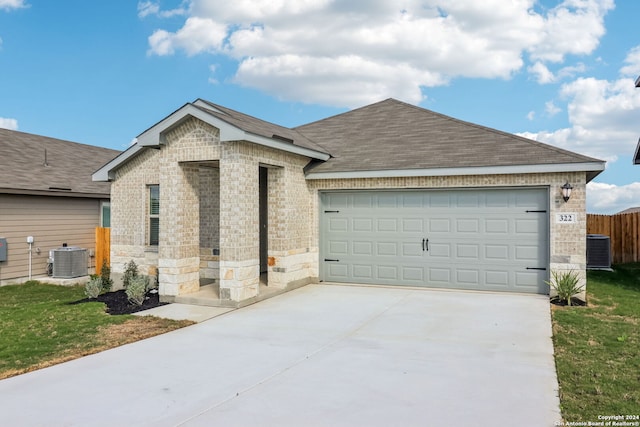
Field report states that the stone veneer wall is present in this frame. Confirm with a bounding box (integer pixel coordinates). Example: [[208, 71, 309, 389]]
[[307, 171, 588, 297]]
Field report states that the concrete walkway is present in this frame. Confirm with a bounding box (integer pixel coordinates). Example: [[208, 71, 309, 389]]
[[0, 284, 561, 427]]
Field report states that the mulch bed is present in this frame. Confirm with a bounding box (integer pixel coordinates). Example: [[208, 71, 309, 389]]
[[550, 297, 587, 307], [73, 290, 168, 315]]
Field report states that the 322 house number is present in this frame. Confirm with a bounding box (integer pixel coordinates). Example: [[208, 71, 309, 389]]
[[556, 213, 577, 223]]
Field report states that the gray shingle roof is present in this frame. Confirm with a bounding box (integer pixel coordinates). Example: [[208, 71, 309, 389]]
[[0, 128, 120, 197], [195, 100, 330, 154], [295, 98, 602, 174]]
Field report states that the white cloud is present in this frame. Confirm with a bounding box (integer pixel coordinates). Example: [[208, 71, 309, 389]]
[[587, 182, 640, 214], [529, 61, 555, 84], [527, 111, 535, 120], [545, 101, 561, 116], [620, 46, 640, 78], [137, 1, 159, 18], [137, 1, 187, 18], [527, 0, 614, 63], [0, 0, 27, 10], [145, 0, 614, 107], [148, 16, 226, 56], [0, 117, 18, 130], [518, 50, 640, 163]]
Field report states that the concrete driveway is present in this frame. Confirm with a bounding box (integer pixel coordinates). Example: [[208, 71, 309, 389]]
[[0, 284, 561, 427]]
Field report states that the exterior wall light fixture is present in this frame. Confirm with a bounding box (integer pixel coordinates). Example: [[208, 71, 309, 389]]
[[561, 181, 573, 202]]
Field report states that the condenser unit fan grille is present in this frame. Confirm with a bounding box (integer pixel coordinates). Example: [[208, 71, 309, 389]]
[[52, 247, 88, 278]]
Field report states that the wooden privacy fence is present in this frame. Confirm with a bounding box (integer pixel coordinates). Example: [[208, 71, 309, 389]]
[[587, 213, 640, 264], [95, 227, 110, 271]]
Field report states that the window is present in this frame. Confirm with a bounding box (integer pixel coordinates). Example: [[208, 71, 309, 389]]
[[100, 202, 111, 227], [149, 185, 159, 246]]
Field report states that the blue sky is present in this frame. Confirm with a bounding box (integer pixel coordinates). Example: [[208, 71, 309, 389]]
[[1, 0, 639, 214]]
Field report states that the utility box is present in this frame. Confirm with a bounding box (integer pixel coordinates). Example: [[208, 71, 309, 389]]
[[0, 238, 7, 262]]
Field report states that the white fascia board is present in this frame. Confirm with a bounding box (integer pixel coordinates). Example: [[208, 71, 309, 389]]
[[137, 104, 215, 147], [305, 162, 606, 180], [232, 132, 330, 161], [92, 144, 146, 182]]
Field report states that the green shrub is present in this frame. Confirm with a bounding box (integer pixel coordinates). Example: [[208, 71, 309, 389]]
[[85, 277, 103, 299], [125, 275, 149, 306], [99, 260, 113, 292], [547, 270, 584, 306], [123, 260, 139, 289]]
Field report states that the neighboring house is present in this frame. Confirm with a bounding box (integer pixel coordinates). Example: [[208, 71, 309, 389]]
[[93, 98, 605, 304], [616, 207, 640, 215], [0, 128, 119, 284]]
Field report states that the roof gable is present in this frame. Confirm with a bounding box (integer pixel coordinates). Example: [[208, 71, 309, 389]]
[[0, 128, 119, 197], [295, 99, 604, 180]]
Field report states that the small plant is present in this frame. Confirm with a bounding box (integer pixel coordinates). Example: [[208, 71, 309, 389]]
[[123, 260, 139, 289], [617, 333, 628, 342], [125, 275, 149, 306], [85, 276, 103, 299], [99, 260, 113, 293], [547, 270, 584, 306]]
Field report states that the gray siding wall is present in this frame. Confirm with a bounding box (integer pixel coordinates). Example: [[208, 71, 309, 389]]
[[0, 194, 104, 284]]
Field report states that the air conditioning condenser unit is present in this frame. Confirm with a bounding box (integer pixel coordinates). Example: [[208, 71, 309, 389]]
[[52, 247, 88, 278]]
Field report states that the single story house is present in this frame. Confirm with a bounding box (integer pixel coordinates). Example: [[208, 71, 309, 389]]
[[0, 128, 119, 284], [93, 98, 605, 304]]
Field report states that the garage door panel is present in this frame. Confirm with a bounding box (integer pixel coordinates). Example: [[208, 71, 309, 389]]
[[352, 241, 373, 256], [456, 244, 480, 259], [402, 242, 423, 257], [321, 189, 549, 294], [486, 219, 509, 234], [376, 242, 398, 256], [429, 243, 451, 257], [456, 218, 480, 233], [427, 193, 451, 208], [377, 218, 398, 232], [429, 218, 451, 233], [328, 241, 348, 255], [486, 192, 510, 207], [402, 267, 424, 282], [456, 193, 480, 207], [352, 264, 373, 280], [377, 265, 399, 280], [327, 263, 349, 279], [515, 245, 543, 261], [516, 218, 543, 233], [377, 194, 398, 208], [328, 218, 348, 232], [485, 244, 509, 261], [353, 218, 373, 232], [353, 194, 373, 208], [485, 270, 509, 286], [402, 218, 423, 232], [429, 267, 451, 283]]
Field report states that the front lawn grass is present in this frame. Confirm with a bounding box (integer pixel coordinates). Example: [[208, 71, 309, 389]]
[[552, 263, 640, 421], [0, 281, 193, 379]]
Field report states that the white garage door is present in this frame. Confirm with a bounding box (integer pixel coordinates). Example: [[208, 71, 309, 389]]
[[320, 188, 549, 294]]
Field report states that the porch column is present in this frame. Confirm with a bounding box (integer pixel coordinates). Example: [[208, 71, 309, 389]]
[[158, 162, 200, 296], [218, 145, 260, 302]]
